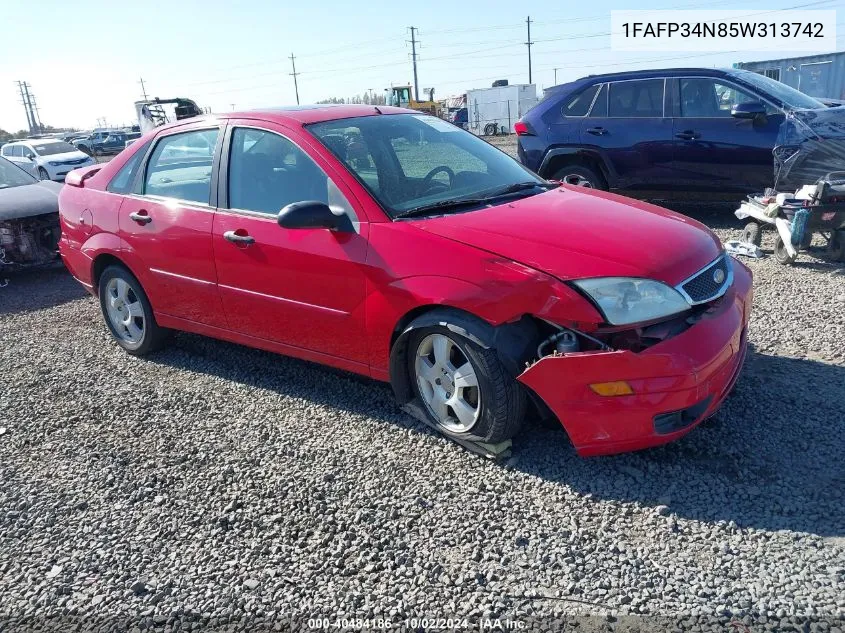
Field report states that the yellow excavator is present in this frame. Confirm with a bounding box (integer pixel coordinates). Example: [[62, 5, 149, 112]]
[[387, 85, 439, 115]]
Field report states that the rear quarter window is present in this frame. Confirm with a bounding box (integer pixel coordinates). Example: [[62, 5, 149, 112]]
[[107, 141, 151, 194], [563, 84, 600, 117]]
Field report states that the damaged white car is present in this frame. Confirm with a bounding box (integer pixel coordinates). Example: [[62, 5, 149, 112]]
[[0, 156, 63, 275]]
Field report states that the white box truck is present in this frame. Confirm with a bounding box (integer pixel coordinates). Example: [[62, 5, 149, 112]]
[[466, 84, 538, 136]]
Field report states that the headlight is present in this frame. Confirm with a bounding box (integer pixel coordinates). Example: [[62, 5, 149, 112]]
[[572, 277, 690, 326], [48, 161, 60, 166]]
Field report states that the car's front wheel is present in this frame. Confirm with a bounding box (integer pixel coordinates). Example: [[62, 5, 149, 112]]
[[98, 265, 168, 355], [408, 325, 525, 444], [37, 167, 49, 181]]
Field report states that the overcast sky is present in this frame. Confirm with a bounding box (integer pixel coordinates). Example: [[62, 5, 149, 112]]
[[1, 0, 842, 131]]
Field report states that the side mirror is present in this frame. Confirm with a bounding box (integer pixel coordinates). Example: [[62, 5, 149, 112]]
[[277, 201, 351, 232], [25, 152, 36, 161], [731, 102, 766, 120]]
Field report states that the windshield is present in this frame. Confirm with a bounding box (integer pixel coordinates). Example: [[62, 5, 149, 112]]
[[32, 141, 78, 156], [0, 156, 37, 188], [308, 114, 545, 217], [733, 71, 825, 111]]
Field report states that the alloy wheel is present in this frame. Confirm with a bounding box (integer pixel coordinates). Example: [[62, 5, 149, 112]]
[[414, 333, 481, 433], [562, 173, 593, 187], [105, 278, 145, 344]]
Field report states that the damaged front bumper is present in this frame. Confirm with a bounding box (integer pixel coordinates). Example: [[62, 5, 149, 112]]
[[0, 213, 62, 272], [518, 260, 753, 457]]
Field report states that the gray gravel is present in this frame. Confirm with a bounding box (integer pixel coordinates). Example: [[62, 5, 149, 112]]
[[1, 202, 844, 631]]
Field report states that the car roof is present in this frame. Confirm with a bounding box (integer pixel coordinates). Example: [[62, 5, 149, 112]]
[[550, 67, 739, 91], [13, 138, 64, 146], [155, 104, 416, 134]]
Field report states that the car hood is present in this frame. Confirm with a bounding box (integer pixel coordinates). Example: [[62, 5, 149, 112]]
[[0, 180, 62, 220], [410, 187, 723, 286]]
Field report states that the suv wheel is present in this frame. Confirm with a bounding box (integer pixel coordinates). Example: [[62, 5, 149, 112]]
[[552, 164, 606, 189]]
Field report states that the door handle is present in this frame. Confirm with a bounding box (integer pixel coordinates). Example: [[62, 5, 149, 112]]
[[223, 230, 255, 245], [675, 131, 701, 140], [586, 127, 608, 136], [129, 210, 152, 225]]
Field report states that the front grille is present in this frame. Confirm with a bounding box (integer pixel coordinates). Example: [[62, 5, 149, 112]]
[[62, 157, 87, 165], [677, 255, 732, 304]]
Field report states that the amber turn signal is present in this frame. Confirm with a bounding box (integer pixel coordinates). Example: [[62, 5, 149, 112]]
[[589, 381, 634, 396]]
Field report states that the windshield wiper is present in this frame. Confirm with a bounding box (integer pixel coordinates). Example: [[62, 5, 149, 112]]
[[394, 181, 556, 219], [480, 181, 557, 197], [394, 197, 491, 219]]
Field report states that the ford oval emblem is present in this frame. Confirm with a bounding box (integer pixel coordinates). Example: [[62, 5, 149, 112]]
[[712, 268, 726, 284]]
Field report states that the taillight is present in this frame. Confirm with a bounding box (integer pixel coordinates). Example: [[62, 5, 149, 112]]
[[514, 121, 532, 136]]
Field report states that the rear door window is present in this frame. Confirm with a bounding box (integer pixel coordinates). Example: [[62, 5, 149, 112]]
[[143, 129, 218, 204], [609, 79, 664, 117]]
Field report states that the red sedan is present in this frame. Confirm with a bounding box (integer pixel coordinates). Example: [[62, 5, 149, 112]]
[[58, 105, 752, 456]]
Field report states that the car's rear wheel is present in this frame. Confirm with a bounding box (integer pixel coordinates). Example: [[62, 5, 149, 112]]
[[98, 265, 168, 355], [552, 164, 606, 189], [408, 325, 525, 444], [37, 167, 49, 181]]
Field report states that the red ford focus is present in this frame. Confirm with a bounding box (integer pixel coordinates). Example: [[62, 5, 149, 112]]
[[58, 105, 751, 456]]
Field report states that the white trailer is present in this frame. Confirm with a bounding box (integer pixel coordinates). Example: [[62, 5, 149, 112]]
[[466, 84, 538, 136]]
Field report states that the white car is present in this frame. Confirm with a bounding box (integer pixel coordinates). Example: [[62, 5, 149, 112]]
[[0, 139, 95, 182]]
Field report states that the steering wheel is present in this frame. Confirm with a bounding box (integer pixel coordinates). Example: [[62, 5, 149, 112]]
[[421, 166, 455, 193]]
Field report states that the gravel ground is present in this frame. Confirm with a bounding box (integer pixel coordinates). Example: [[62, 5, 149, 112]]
[[1, 177, 844, 631]]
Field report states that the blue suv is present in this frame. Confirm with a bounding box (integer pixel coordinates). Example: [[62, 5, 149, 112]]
[[517, 68, 841, 198]]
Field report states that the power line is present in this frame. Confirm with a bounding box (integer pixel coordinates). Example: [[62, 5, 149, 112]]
[[289, 53, 300, 105]]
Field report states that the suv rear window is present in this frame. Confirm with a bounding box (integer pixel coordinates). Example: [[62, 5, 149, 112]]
[[609, 79, 664, 117], [563, 84, 600, 117]]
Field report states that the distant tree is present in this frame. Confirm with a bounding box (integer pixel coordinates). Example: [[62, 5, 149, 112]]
[[316, 93, 386, 106]]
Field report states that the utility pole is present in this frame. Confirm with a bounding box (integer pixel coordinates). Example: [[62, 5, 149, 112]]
[[554, 67, 560, 85], [289, 53, 300, 105], [525, 16, 533, 85], [139, 77, 148, 100], [22, 83, 40, 134], [408, 26, 420, 102], [16, 81, 34, 134]]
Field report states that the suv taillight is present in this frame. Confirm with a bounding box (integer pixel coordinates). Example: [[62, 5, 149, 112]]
[[514, 121, 533, 136]]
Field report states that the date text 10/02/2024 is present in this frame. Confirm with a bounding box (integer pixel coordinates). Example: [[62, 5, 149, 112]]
[[307, 617, 526, 630]]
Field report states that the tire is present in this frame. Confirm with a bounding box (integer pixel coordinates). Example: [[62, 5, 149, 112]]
[[774, 235, 798, 265], [37, 167, 49, 181], [828, 230, 845, 262], [98, 265, 168, 355], [552, 164, 606, 190], [407, 323, 525, 444], [741, 221, 762, 246], [483, 123, 497, 136]]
